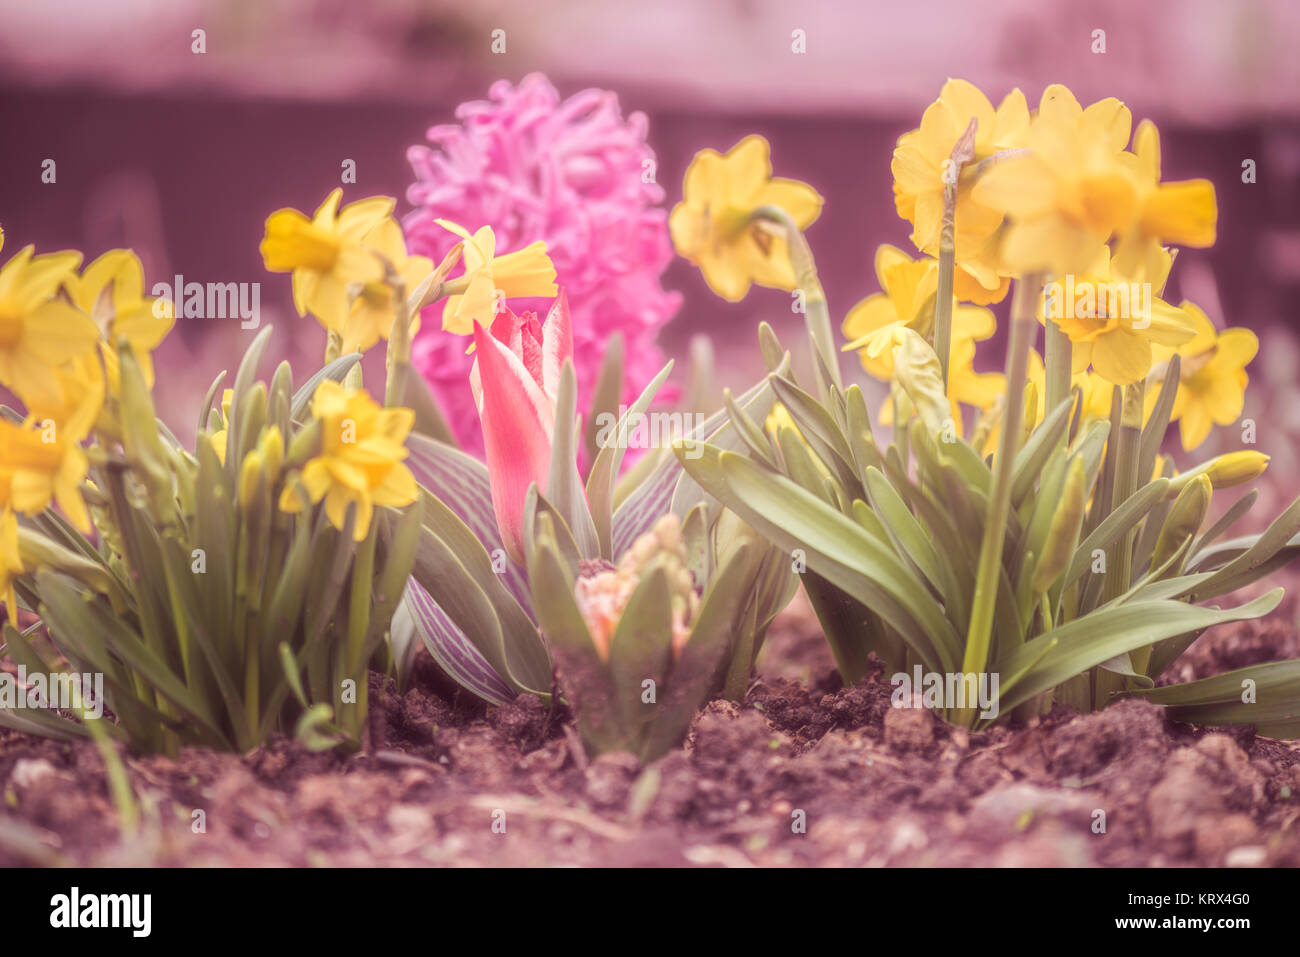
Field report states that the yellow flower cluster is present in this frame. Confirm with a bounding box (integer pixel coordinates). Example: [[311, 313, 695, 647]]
[[878, 80, 1245, 449], [259, 189, 558, 350], [0, 232, 175, 623], [669, 80, 1255, 455]]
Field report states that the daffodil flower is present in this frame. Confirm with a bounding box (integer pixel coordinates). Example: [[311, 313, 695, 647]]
[[1042, 246, 1196, 385], [72, 249, 175, 391], [260, 188, 395, 333], [0, 244, 98, 409], [278, 380, 419, 541], [1111, 120, 1218, 283], [341, 219, 434, 354], [436, 220, 557, 335], [470, 292, 572, 563], [841, 245, 994, 380], [669, 135, 823, 301], [892, 79, 1030, 304], [1149, 301, 1257, 450], [0, 413, 93, 533], [972, 85, 1138, 275]]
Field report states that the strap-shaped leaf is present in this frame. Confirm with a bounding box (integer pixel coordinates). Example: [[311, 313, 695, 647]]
[[864, 467, 964, 625], [769, 375, 857, 488], [679, 445, 961, 673], [1136, 353, 1181, 488], [1182, 495, 1300, 599], [642, 543, 758, 759], [608, 566, 674, 738], [1191, 489, 1257, 558], [547, 360, 600, 559], [992, 590, 1283, 716], [405, 433, 532, 614], [614, 368, 780, 558], [1134, 658, 1300, 729], [586, 359, 674, 559], [402, 581, 515, 706], [1010, 394, 1075, 506], [412, 490, 552, 696], [1063, 478, 1171, 591]]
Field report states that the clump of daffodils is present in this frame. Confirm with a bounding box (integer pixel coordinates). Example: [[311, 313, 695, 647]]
[[0, 207, 431, 753], [672, 80, 1300, 738]]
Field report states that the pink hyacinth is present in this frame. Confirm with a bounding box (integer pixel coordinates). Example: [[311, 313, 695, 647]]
[[404, 73, 681, 457]]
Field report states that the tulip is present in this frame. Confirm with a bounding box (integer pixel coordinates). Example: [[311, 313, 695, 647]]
[[471, 290, 573, 563]]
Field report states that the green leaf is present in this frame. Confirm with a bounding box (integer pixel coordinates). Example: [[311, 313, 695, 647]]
[[584, 332, 625, 467], [586, 359, 674, 559], [1134, 658, 1300, 733], [1010, 394, 1075, 506], [863, 467, 964, 625], [1136, 354, 1181, 488], [678, 445, 961, 673], [547, 360, 601, 559], [608, 566, 675, 739], [992, 590, 1284, 716], [1064, 478, 1171, 591]]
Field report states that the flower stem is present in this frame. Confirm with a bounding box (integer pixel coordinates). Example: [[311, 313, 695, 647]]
[[1043, 317, 1073, 420], [750, 205, 841, 400], [960, 273, 1042, 720], [934, 226, 955, 393], [932, 120, 976, 392], [1093, 379, 1145, 707]]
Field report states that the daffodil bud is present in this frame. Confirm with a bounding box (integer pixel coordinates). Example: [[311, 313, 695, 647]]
[[258, 425, 284, 487], [1167, 451, 1269, 497], [286, 418, 322, 467], [1032, 455, 1087, 594], [1205, 451, 1269, 488], [1152, 474, 1211, 572], [238, 449, 264, 510]]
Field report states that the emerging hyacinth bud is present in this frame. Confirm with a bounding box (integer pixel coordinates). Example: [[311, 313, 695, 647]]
[[573, 514, 700, 661]]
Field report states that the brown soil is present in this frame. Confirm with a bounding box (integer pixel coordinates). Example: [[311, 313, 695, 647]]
[[3, 585, 1299, 867]]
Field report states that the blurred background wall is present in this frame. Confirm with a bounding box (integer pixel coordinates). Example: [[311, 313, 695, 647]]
[[2, 0, 1298, 478]]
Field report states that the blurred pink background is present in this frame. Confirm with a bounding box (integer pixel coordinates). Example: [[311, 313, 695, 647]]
[[2, 0, 1298, 493]]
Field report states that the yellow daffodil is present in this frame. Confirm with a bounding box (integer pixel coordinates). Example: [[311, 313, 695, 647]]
[[72, 249, 175, 390], [341, 219, 434, 353], [892, 79, 1030, 304], [278, 381, 418, 540], [0, 509, 22, 626], [0, 414, 93, 533], [435, 220, 557, 335], [260, 189, 394, 333], [1111, 120, 1218, 282], [21, 353, 105, 436], [841, 245, 994, 380], [972, 85, 1137, 275], [0, 245, 98, 409], [1040, 246, 1195, 385], [669, 135, 824, 301], [1148, 302, 1257, 450]]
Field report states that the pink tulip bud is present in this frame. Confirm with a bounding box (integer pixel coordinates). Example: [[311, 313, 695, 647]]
[[471, 290, 573, 563]]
